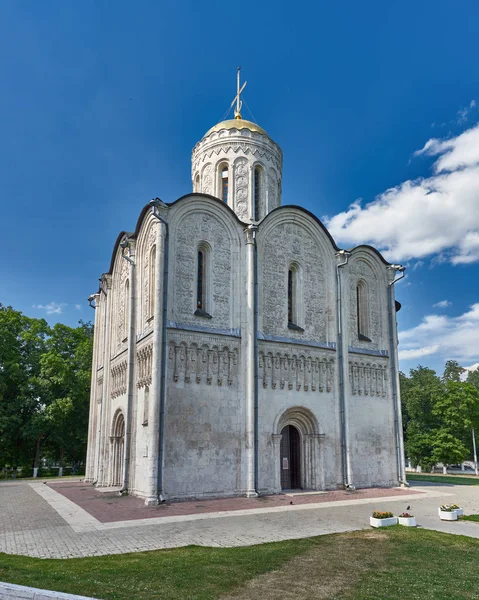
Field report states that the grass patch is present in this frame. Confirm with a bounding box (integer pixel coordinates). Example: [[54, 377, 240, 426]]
[[1, 529, 479, 599], [406, 473, 479, 485], [0, 540, 314, 600], [460, 514, 479, 522]]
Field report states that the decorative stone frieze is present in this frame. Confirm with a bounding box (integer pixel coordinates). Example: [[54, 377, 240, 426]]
[[258, 349, 334, 392], [137, 343, 153, 388], [110, 360, 127, 398], [348, 360, 388, 397], [167, 334, 239, 387]]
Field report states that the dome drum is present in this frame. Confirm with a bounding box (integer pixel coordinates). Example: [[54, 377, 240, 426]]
[[192, 118, 283, 222]]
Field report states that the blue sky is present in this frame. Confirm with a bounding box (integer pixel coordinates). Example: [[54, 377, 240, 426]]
[[1, 1, 479, 376]]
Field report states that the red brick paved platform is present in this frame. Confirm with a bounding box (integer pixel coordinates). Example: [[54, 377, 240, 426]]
[[48, 481, 420, 524]]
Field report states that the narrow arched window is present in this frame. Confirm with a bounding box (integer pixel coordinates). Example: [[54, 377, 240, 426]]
[[357, 281, 370, 341], [197, 251, 205, 310], [288, 269, 294, 325], [195, 243, 212, 318], [143, 386, 149, 426], [254, 166, 262, 220], [221, 167, 229, 203], [287, 264, 304, 331], [195, 174, 200, 192], [149, 246, 156, 319]]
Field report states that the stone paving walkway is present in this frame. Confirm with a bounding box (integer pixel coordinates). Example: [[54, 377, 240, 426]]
[[47, 480, 420, 523], [0, 479, 477, 559]]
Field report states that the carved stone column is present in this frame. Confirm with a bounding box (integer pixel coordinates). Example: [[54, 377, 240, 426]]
[[272, 434, 283, 492], [244, 223, 258, 497]]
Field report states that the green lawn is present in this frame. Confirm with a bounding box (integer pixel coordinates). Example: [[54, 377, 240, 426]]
[[406, 472, 479, 485], [1, 528, 479, 599]]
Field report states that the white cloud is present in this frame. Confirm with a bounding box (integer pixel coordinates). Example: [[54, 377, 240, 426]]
[[398, 303, 479, 363], [75, 304, 81, 310], [433, 300, 451, 308], [33, 302, 65, 315], [412, 260, 424, 271], [457, 100, 477, 124], [326, 122, 479, 265]]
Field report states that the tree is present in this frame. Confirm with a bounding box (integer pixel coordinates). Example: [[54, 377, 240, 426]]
[[467, 368, 479, 392], [0, 304, 49, 468], [442, 360, 466, 383], [430, 429, 469, 468], [0, 305, 93, 473], [433, 380, 479, 445], [38, 321, 93, 469], [401, 363, 479, 470]]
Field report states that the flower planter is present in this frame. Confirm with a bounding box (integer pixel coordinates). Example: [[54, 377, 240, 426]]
[[398, 516, 416, 527], [454, 508, 464, 517], [370, 516, 398, 528], [439, 510, 457, 521]]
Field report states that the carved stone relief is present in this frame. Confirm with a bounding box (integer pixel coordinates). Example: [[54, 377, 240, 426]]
[[142, 223, 158, 332], [137, 343, 153, 388], [110, 360, 127, 398], [174, 212, 233, 328], [202, 164, 213, 195], [348, 360, 388, 397], [117, 257, 129, 351], [261, 222, 327, 340], [167, 338, 239, 387], [348, 260, 382, 350], [259, 349, 334, 392], [235, 158, 249, 220], [193, 140, 283, 174], [268, 167, 278, 212], [96, 373, 103, 404]]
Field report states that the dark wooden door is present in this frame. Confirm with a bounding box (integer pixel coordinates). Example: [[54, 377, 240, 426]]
[[280, 425, 301, 490]]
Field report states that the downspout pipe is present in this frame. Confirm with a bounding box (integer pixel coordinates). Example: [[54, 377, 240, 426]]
[[387, 265, 407, 487], [336, 250, 353, 490], [150, 198, 169, 503], [121, 237, 136, 494]]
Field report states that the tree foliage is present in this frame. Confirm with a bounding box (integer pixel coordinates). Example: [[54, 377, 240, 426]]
[[401, 361, 479, 469], [0, 304, 93, 470]]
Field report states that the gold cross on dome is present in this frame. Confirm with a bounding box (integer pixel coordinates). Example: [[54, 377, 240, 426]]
[[230, 66, 247, 119]]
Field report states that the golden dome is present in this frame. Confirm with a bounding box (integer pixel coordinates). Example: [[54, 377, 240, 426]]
[[204, 118, 268, 138]]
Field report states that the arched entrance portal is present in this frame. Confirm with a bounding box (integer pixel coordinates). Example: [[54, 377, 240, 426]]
[[280, 424, 301, 489], [110, 411, 125, 486], [274, 406, 325, 492]]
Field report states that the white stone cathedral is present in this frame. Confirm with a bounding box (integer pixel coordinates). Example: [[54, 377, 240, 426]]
[[85, 76, 406, 504]]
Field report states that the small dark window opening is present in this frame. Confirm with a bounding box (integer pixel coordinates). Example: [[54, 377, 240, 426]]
[[288, 269, 293, 324], [221, 168, 228, 203], [357, 283, 371, 341], [287, 267, 304, 332], [254, 167, 261, 220], [197, 251, 204, 310]]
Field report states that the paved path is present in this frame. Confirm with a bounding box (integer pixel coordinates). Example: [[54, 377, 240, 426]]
[[0, 480, 478, 558]]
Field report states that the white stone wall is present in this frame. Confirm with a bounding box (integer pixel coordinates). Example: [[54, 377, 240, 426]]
[[342, 248, 398, 487], [257, 208, 337, 343], [85, 190, 403, 500], [163, 331, 244, 499]]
